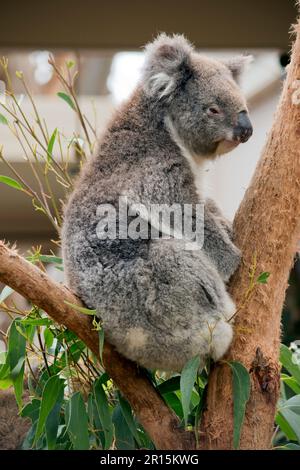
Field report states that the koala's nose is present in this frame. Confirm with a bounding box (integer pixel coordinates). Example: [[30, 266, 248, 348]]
[[234, 111, 253, 143]]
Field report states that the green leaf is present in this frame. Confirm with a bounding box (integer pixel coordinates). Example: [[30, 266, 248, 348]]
[[163, 392, 184, 420], [99, 372, 110, 387], [88, 394, 105, 448], [7, 320, 26, 378], [0, 285, 14, 303], [21, 399, 41, 422], [0, 377, 13, 389], [26, 254, 63, 265], [277, 395, 300, 443], [112, 405, 135, 450], [276, 411, 297, 441], [21, 318, 52, 327], [35, 375, 65, 442], [277, 443, 300, 450], [46, 390, 64, 449], [66, 392, 89, 450], [44, 328, 54, 349], [3, 321, 25, 407], [0, 362, 10, 380], [93, 378, 113, 449], [180, 355, 201, 426], [22, 422, 38, 450], [0, 113, 8, 125], [13, 363, 25, 408], [280, 395, 300, 414], [227, 361, 251, 449], [64, 301, 97, 316], [256, 271, 270, 284], [57, 92, 76, 110], [118, 392, 142, 446], [38, 255, 63, 265], [281, 374, 300, 395], [0, 175, 24, 191], [47, 128, 57, 162], [280, 344, 300, 385], [157, 376, 180, 395], [276, 411, 299, 443]]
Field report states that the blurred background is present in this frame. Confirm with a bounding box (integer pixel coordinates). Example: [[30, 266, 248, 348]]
[[0, 0, 299, 348]]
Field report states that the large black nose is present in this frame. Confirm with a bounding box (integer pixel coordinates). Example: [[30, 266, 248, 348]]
[[234, 111, 253, 143]]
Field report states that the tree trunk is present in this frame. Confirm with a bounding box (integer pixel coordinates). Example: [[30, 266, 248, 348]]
[[0, 242, 194, 450], [200, 15, 300, 449]]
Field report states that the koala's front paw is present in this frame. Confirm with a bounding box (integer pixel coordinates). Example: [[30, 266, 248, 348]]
[[205, 198, 234, 240], [218, 217, 234, 241], [224, 243, 241, 282], [210, 235, 241, 283]]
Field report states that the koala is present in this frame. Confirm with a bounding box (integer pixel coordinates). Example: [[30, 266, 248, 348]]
[[62, 34, 253, 372]]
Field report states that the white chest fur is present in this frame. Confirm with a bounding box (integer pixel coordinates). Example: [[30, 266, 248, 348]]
[[165, 116, 212, 199]]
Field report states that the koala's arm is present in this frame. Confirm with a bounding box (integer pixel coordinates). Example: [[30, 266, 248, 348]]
[[123, 163, 240, 281], [205, 198, 234, 240], [203, 203, 241, 282]]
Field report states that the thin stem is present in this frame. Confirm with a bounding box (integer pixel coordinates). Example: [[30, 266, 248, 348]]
[[37, 328, 51, 377]]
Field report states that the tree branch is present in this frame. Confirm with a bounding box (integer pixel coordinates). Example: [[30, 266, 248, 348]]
[[200, 13, 300, 449], [0, 241, 194, 450]]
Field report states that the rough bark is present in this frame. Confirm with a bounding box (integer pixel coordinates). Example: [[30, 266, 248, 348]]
[[0, 241, 194, 450], [200, 16, 300, 449]]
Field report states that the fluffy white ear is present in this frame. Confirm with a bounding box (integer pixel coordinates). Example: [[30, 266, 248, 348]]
[[141, 33, 194, 100], [224, 55, 253, 82]]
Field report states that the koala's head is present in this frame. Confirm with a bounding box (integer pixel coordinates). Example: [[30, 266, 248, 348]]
[[142, 34, 253, 159]]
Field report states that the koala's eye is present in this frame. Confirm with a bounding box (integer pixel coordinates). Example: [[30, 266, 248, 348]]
[[207, 106, 221, 116]]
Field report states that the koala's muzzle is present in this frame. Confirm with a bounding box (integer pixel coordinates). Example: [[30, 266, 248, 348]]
[[234, 111, 253, 143]]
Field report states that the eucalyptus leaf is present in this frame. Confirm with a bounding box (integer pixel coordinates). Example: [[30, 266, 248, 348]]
[[7, 320, 26, 378], [0, 113, 8, 125], [157, 376, 180, 395], [93, 378, 113, 449], [47, 128, 57, 162], [35, 375, 65, 442], [64, 301, 97, 316], [0, 175, 24, 191], [227, 361, 251, 449], [46, 390, 64, 449], [180, 355, 201, 426], [112, 405, 135, 450], [66, 392, 89, 450], [57, 92, 76, 110], [118, 392, 142, 446]]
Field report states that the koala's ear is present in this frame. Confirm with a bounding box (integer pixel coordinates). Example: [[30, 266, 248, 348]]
[[141, 33, 194, 100], [224, 55, 253, 82]]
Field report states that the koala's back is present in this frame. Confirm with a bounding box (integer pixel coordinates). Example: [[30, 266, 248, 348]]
[[62, 90, 197, 298]]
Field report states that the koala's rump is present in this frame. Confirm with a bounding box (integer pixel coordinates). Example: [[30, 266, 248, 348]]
[[63, 223, 233, 371]]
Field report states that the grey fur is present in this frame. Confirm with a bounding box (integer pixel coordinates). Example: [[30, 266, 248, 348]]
[[62, 34, 252, 372]]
